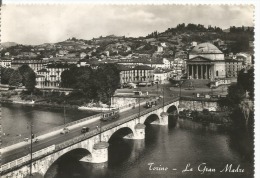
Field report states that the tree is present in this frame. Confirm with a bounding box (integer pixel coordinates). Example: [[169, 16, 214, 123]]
[[9, 69, 22, 87], [18, 65, 36, 92], [25, 72, 36, 92], [60, 69, 76, 88], [218, 66, 254, 130], [1, 67, 15, 84], [239, 99, 253, 128], [237, 68, 254, 100]]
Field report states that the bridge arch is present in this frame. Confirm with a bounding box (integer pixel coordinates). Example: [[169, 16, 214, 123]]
[[144, 114, 160, 125], [108, 127, 134, 142], [43, 147, 92, 177], [166, 104, 179, 127], [167, 104, 178, 115]]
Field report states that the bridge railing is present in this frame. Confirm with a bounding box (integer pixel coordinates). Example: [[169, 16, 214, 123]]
[[0, 145, 55, 173], [2, 113, 103, 148], [0, 97, 180, 174]]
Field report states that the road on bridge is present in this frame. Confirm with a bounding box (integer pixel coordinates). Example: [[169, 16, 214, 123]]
[[1, 95, 175, 164]]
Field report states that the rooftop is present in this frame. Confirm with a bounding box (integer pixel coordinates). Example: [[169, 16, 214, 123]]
[[190, 42, 223, 54]]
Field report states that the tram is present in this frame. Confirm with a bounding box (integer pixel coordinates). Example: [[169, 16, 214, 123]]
[[101, 109, 119, 121], [145, 99, 158, 108]]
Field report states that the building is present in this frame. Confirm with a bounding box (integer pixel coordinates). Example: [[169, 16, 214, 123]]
[[225, 57, 243, 78], [191, 41, 197, 47], [36, 63, 70, 88], [236, 53, 252, 66], [11, 57, 45, 72], [157, 46, 163, 53], [187, 42, 226, 80], [0, 57, 12, 68], [154, 69, 172, 84], [118, 65, 154, 86]]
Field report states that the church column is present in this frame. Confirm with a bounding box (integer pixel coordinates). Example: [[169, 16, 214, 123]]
[[191, 65, 194, 79], [211, 65, 215, 80], [201, 65, 203, 79], [187, 65, 189, 79], [196, 65, 198, 79], [205, 65, 208, 79]]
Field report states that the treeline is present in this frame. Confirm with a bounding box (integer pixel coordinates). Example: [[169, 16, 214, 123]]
[[1, 65, 36, 92], [60, 63, 120, 105], [219, 67, 254, 131], [229, 26, 254, 34], [147, 23, 223, 38]]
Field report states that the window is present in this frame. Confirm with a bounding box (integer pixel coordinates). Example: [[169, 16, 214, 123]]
[[216, 71, 219, 76]]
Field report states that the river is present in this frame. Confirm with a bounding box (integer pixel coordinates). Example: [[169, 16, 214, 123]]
[[45, 117, 253, 178], [1, 104, 253, 178], [1, 103, 98, 146]]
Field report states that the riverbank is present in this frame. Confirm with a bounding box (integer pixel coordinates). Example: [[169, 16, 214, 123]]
[[178, 109, 233, 129], [0, 99, 81, 110]]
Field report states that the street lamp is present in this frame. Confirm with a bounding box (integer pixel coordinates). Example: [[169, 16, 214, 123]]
[[27, 123, 34, 177], [63, 101, 66, 125], [156, 80, 159, 96], [162, 87, 165, 111], [179, 80, 183, 97], [96, 122, 102, 142], [138, 96, 141, 123]]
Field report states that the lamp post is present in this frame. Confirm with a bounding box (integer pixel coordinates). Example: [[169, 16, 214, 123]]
[[162, 87, 165, 111], [96, 107, 103, 142], [179, 80, 183, 97], [156, 80, 159, 96], [27, 122, 34, 177], [138, 96, 141, 123], [96, 122, 102, 142], [63, 101, 66, 126]]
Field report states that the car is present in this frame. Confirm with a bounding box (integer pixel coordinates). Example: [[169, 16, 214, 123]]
[[81, 127, 89, 133], [60, 127, 70, 134], [33, 138, 40, 143]]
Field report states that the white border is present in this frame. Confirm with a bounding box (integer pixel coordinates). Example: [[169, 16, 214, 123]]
[[1, 1, 259, 178]]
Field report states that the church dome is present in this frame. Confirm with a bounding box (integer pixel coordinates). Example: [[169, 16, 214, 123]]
[[190, 43, 223, 54]]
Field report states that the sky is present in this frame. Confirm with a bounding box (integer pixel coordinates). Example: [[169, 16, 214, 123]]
[[1, 4, 254, 45]]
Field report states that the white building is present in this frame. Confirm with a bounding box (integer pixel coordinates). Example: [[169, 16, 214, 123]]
[[80, 52, 87, 59], [236, 53, 252, 66], [157, 46, 163, 53], [0, 58, 12, 68], [154, 70, 171, 84], [191, 41, 198, 47]]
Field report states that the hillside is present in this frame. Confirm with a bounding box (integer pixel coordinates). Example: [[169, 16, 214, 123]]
[[0, 42, 18, 48]]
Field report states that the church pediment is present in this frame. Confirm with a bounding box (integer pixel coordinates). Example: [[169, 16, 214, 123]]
[[188, 56, 212, 62]]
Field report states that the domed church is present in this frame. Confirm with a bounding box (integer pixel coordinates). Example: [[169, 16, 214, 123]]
[[187, 42, 226, 80]]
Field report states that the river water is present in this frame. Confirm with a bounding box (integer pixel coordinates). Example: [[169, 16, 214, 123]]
[[45, 117, 254, 178], [1, 103, 97, 146], [1, 104, 253, 178]]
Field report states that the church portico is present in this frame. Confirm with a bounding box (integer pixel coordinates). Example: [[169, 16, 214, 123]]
[[187, 64, 214, 79]]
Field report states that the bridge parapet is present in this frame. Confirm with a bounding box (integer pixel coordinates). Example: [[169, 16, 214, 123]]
[[2, 113, 103, 148]]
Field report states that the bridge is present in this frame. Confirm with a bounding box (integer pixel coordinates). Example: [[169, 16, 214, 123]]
[[0, 97, 180, 178]]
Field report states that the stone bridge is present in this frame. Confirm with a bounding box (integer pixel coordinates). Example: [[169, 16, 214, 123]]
[[1, 98, 179, 178]]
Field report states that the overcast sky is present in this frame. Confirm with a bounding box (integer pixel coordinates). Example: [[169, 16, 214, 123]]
[[1, 4, 254, 45]]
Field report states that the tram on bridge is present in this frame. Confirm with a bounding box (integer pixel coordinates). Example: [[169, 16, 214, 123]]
[[144, 98, 158, 108], [101, 109, 119, 121]]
